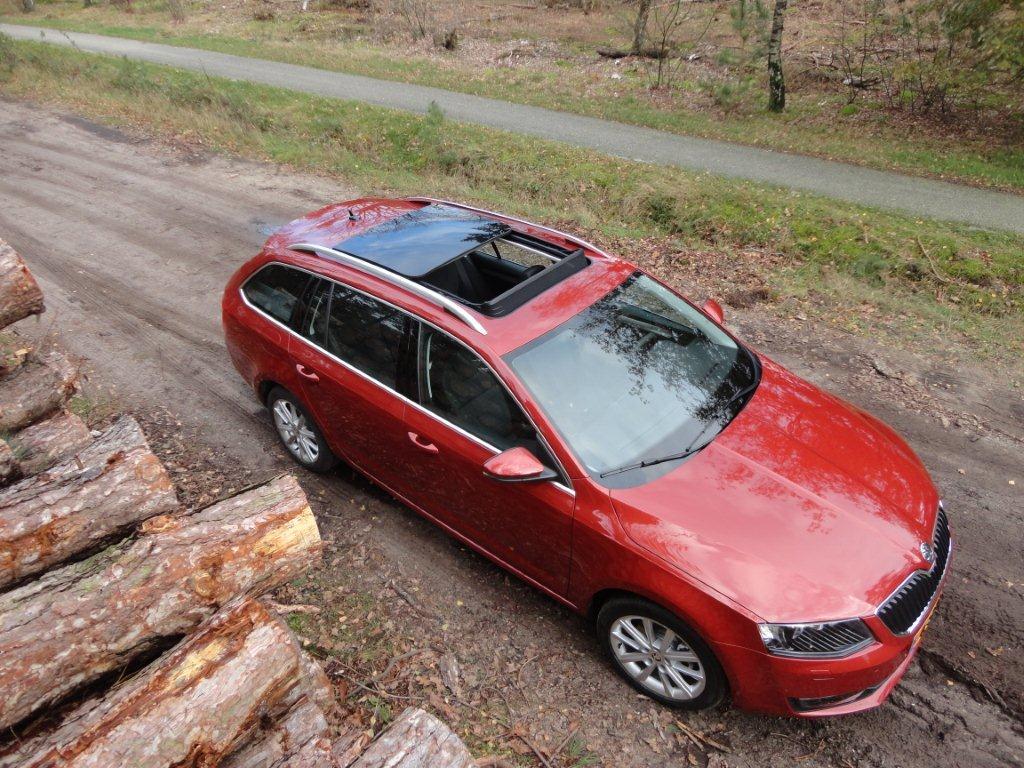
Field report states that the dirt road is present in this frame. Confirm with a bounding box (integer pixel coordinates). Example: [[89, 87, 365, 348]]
[[2, 101, 1022, 767]]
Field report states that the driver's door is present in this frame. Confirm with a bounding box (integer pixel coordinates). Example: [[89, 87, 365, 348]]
[[401, 323, 574, 597]]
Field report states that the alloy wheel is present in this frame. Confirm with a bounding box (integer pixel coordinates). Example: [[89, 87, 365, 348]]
[[272, 399, 320, 465], [609, 615, 706, 701]]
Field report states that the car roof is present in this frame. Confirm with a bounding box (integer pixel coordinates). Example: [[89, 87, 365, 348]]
[[265, 197, 636, 356]]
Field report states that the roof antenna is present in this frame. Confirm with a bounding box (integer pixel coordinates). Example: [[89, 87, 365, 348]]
[[348, 208, 359, 222]]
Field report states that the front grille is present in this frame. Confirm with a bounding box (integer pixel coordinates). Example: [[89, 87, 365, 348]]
[[878, 506, 951, 635]]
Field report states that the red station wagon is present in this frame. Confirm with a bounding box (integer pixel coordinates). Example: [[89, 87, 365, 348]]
[[223, 198, 952, 716]]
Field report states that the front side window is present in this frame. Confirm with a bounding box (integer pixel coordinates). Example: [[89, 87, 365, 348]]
[[506, 273, 760, 487], [417, 326, 553, 468], [324, 284, 407, 390], [242, 264, 310, 324]]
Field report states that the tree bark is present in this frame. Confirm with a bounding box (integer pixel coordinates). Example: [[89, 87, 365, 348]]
[[0, 600, 313, 768], [0, 415, 177, 587], [7, 410, 92, 477], [632, 0, 653, 55], [348, 708, 475, 768], [0, 350, 78, 432], [0, 335, 31, 380], [767, 0, 789, 112], [0, 474, 320, 730], [0, 442, 15, 485], [219, 694, 334, 768], [0, 242, 44, 330]]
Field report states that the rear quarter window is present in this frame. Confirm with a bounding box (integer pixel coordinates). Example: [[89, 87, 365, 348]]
[[242, 264, 310, 324]]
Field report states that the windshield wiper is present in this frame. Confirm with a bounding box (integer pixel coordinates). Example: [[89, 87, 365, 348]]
[[599, 420, 718, 478], [598, 378, 761, 479]]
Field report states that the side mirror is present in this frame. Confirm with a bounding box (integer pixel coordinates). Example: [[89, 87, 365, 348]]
[[702, 298, 725, 325], [483, 447, 558, 483]]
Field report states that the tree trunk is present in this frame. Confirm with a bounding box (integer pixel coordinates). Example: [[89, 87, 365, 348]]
[[0, 474, 320, 730], [7, 410, 92, 477], [632, 0, 653, 54], [0, 350, 78, 432], [0, 242, 44, 329], [0, 442, 14, 485], [220, 694, 334, 768], [0, 600, 313, 768], [767, 0, 789, 112], [349, 708, 475, 768], [0, 336, 31, 380], [0, 415, 177, 587]]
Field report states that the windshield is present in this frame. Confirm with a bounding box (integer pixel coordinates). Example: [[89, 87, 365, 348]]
[[505, 273, 760, 488]]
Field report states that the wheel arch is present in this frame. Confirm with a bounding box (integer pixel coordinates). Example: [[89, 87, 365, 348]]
[[257, 378, 283, 405]]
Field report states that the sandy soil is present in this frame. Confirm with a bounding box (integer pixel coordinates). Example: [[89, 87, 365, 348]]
[[2, 100, 1021, 767]]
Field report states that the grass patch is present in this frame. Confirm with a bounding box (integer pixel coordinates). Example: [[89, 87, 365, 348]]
[[2, 7, 1024, 191], [1, 36, 1022, 365]]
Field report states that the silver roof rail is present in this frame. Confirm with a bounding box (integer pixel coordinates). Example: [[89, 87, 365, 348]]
[[288, 242, 488, 336]]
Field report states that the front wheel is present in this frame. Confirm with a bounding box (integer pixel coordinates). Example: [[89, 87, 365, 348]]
[[267, 387, 337, 473], [596, 596, 727, 709]]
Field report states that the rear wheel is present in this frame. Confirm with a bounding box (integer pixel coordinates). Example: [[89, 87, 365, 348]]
[[267, 387, 337, 473], [596, 596, 726, 709]]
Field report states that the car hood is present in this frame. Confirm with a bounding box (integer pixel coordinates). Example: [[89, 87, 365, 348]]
[[609, 357, 939, 623]]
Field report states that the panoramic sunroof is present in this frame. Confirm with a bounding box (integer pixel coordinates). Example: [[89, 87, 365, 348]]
[[336, 204, 511, 279]]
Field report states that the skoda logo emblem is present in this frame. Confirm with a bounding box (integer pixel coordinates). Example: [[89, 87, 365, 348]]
[[919, 542, 936, 564]]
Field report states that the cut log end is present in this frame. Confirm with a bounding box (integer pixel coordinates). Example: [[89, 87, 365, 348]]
[[0, 241, 44, 331]]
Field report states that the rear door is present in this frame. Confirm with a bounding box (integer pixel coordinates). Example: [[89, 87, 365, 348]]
[[289, 278, 417, 493], [234, 263, 313, 398], [401, 323, 575, 597]]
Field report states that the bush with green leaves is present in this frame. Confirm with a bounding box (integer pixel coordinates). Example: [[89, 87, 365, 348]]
[[833, 0, 1024, 119]]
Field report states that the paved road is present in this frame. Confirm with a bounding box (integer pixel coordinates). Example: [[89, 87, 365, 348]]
[[3, 23, 1024, 234]]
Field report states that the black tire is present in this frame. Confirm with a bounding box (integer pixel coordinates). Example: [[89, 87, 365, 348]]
[[266, 386, 338, 473], [596, 596, 727, 710]]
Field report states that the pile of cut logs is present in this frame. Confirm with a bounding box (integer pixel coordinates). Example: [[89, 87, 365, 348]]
[[0, 240, 477, 768]]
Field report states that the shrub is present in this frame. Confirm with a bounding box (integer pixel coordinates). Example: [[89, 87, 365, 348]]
[[0, 33, 16, 74]]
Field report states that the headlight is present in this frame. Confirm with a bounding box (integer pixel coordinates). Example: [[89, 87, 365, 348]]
[[758, 619, 874, 658]]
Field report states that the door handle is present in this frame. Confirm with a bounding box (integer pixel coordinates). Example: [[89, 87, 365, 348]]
[[295, 363, 319, 383], [407, 431, 439, 454]]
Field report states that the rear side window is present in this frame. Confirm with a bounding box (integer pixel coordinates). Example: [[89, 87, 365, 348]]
[[325, 284, 407, 389], [242, 264, 310, 324]]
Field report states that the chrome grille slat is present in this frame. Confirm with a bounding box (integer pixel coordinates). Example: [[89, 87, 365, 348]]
[[878, 507, 951, 635]]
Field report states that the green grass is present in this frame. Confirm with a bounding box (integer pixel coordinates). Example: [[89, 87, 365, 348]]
[[4, 1, 1024, 191], [1, 35, 1022, 365]]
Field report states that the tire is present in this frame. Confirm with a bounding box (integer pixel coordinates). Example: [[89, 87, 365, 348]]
[[596, 596, 727, 710], [266, 386, 338, 473]]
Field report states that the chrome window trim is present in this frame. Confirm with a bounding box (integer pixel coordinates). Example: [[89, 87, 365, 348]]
[[289, 242, 488, 336], [239, 262, 575, 497], [874, 506, 952, 636]]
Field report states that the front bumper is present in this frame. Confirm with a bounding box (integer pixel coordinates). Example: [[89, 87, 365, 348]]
[[718, 550, 950, 717]]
